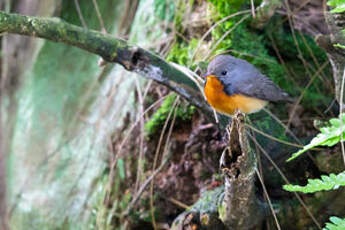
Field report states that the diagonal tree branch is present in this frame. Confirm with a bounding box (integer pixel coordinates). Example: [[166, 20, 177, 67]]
[[0, 11, 222, 125]]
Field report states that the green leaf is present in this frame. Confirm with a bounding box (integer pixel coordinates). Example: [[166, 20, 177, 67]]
[[287, 114, 345, 162], [327, 0, 345, 13], [330, 6, 345, 13], [334, 43, 345, 49], [329, 118, 341, 128], [283, 171, 345, 193], [323, 216, 345, 230]]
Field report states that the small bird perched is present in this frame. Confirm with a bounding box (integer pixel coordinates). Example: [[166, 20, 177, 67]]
[[204, 55, 292, 116]]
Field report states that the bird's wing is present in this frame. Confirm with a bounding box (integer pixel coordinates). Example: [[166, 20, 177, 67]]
[[231, 72, 292, 102]]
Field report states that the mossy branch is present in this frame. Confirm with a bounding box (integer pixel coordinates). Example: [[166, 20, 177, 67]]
[[0, 11, 219, 123]]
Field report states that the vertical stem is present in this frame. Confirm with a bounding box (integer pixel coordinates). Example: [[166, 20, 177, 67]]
[[219, 111, 264, 229]]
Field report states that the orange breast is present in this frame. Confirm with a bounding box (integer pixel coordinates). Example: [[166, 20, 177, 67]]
[[204, 76, 267, 115]]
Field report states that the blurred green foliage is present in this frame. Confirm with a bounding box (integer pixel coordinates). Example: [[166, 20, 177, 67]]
[[283, 114, 345, 229], [323, 216, 345, 230], [267, 21, 327, 62], [327, 0, 345, 13], [207, 0, 246, 16], [154, 0, 175, 22], [287, 114, 345, 162], [283, 171, 345, 193], [166, 39, 199, 67], [334, 43, 345, 49], [145, 93, 196, 136], [231, 23, 287, 88]]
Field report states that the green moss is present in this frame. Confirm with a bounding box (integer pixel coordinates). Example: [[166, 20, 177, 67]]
[[264, 16, 333, 109], [144, 93, 196, 136], [265, 18, 327, 63], [249, 110, 296, 147], [207, 0, 249, 53], [166, 39, 199, 68], [207, 0, 246, 16], [191, 185, 224, 214], [230, 22, 289, 90]]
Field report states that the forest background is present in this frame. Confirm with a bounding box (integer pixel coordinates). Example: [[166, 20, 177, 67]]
[[0, 0, 345, 229]]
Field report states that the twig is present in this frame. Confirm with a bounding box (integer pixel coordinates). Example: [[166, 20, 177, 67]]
[[150, 98, 179, 230], [92, 0, 106, 32], [74, 0, 87, 28], [245, 124, 303, 148], [250, 0, 256, 18], [339, 67, 345, 166], [262, 108, 302, 145], [191, 10, 251, 62], [134, 77, 145, 193], [122, 152, 171, 217], [286, 61, 329, 130], [255, 168, 281, 230], [167, 197, 190, 210], [104, 94, 169, 205], [251, 0, 282, 29], [204, 15, 250, 60]]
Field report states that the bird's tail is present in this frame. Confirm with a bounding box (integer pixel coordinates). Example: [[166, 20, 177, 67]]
[[281, 92, 296, 103]]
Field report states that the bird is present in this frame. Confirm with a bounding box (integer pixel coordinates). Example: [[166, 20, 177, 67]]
[[203, 55, 293, 116]]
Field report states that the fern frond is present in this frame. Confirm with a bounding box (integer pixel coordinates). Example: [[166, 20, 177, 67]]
[[323, 216, 345, 230], [283, 171, 345, 193], [287, 114, 345, 162]]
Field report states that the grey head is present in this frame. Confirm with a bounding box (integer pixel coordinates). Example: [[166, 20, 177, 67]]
[[205, 55, 293, 102]]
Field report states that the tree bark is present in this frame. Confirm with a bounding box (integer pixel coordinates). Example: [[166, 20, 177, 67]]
[[219, 112, 265, 229]]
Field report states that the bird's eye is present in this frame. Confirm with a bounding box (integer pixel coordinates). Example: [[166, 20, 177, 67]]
[[221, 71, 227, 76]]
